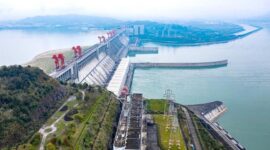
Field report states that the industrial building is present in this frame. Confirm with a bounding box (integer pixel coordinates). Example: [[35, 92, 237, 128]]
[[113, 94, 144, 150]]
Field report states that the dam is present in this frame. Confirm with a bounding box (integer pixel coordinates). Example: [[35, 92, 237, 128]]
[[48, 26, 245, 150], [49, 28, 129, 86]]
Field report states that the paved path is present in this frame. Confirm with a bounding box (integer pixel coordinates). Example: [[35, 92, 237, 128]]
[[182, 107, 202, 150], [38, 95, 76, 150]]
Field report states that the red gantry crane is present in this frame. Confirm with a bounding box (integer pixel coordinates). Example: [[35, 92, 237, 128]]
[[120, 86, 129, 97], [72, 46, 82, 58], [76, 45, 82, 57], [52, 54, 59, 69], [72, 46, 78, 58], [57, 53, 65, 68]]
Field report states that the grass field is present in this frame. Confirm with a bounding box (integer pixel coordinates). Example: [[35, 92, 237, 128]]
[[153, 115, 186, 150], [146, 99, 168, 114]]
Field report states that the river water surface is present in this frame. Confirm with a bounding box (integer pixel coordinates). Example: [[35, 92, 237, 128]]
[[130, 28, 270, 150], [0, 30, 106, 65]]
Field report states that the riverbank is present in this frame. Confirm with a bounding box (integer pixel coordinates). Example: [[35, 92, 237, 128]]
[[141, 25, 262, 47]]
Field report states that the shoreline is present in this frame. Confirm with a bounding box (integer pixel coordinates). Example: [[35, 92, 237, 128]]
[[141, 26, 262, 47]]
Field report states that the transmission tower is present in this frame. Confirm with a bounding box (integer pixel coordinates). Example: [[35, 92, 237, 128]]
[[163, 89, 172, 117]]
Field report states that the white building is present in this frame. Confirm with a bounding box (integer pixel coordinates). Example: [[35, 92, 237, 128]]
[[107, 58, 130, 97], [133, 25, 144, 35]]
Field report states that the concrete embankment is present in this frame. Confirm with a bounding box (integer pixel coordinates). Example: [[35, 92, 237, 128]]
[[186, 101, 246, 150], [133, 60, 228, 69], [124, 60, 228, 90], [204, 104, 227, 122], [128, 46, 159, 57], [129, 46, 158, 53], [186, 101, 227, 122]]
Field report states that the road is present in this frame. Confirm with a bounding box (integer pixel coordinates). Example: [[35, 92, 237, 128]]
[[182, 107, 202, 150]]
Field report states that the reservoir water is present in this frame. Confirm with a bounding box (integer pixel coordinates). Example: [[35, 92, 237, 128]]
[[130, 28, 270, 150], [0, 30, 106, 65]]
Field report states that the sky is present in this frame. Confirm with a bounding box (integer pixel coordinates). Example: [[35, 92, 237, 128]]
[[0, 0, 270, 21]]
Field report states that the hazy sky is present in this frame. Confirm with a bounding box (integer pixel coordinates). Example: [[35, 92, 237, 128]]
[[0, 0, 269, 21]]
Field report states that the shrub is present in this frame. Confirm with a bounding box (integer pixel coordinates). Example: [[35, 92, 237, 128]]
[[46, 142, 56, 150], [30, 133, 41, 146]]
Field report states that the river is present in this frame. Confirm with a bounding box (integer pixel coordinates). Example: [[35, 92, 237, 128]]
[[130, 28, 270, 150], [0, 30, 106, 65]]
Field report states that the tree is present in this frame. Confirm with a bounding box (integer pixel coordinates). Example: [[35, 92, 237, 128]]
[[30, 133, 41, 146], [74, 114, 84, 123], [46, 142, 56, 150]]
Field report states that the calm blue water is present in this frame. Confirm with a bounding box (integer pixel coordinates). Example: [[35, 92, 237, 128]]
[[0, 30, 106, 65], [131, 28, 270, 150]]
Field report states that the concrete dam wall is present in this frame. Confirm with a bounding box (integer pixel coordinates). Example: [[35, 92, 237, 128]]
[[78, 34, 129, 86], [133, 60, 228, 69]]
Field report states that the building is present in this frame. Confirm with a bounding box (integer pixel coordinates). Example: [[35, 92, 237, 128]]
[[133, 25, 144, 35]]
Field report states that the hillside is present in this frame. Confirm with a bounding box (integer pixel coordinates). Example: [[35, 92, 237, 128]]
[[0, 66, 121, 150], [0, 66, 68, 149], [17, 84, 121, 150], [0, 15, 122, 31]]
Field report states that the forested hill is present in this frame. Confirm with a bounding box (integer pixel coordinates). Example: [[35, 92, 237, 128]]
[[0, 66, 68, 148]]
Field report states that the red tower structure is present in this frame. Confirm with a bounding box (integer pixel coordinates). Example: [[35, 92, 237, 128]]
[[52, 54, 59, 69], [72, 46, 78, 58], [76, 46, 82, 57], [57, 53, 65, 68], [120, 86, 129, 97]]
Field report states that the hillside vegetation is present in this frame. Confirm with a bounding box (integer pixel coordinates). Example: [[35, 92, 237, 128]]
[[0, 66, 68, 149], [128, 21, 245, 45], [0, 66, 121, 150]]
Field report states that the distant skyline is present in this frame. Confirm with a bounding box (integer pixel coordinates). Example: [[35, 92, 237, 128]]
[[0, 0, 270, 21]]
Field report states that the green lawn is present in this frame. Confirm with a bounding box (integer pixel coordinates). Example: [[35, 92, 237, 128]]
[[153, 115, 186, 150], [146, 99, 168, 114]]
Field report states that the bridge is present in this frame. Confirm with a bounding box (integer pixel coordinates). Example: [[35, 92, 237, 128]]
[[50, 29, 129, 85]]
